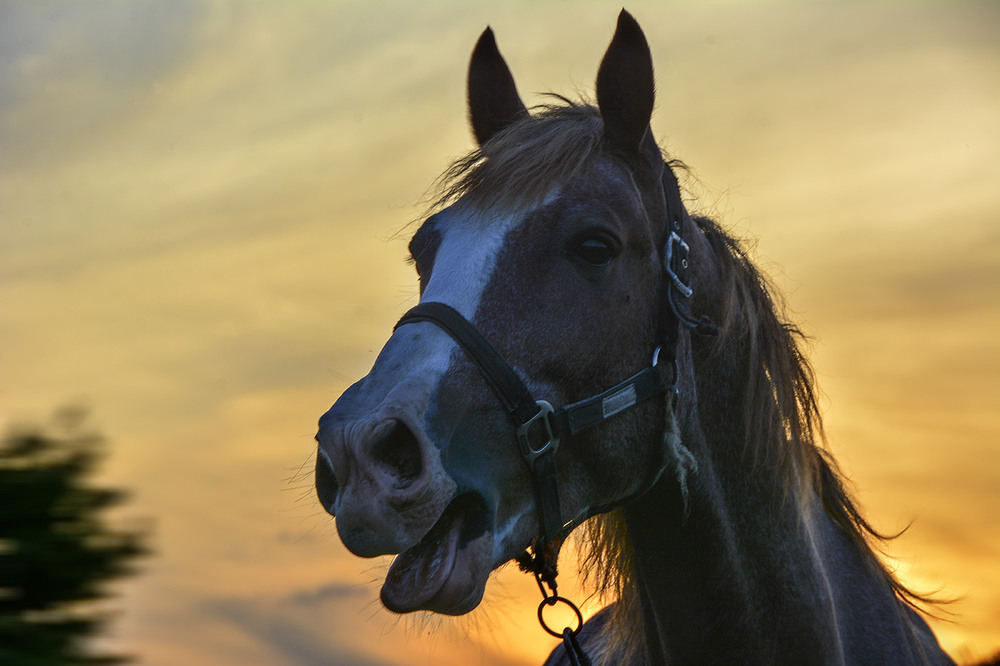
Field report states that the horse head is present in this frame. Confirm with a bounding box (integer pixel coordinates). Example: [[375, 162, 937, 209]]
[[315, 11, 684, 616]]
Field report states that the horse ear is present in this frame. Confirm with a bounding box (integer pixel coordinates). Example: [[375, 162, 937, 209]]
[[468, 27, 528, 146], [596, 10, 655, 154]]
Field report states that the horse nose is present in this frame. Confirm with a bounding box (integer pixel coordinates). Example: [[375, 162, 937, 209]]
[[316, 415, 454, 558], [369, 420, 424, 491], [315, 419, 426, 511]]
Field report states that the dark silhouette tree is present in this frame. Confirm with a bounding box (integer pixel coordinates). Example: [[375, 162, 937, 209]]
[[0, 409, 149, 665]]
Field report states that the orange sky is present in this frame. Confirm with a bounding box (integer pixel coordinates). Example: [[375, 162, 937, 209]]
[[2, 2, 998, 664]]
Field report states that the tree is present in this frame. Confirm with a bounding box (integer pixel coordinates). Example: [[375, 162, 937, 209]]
[[0, 409, 149, 665]]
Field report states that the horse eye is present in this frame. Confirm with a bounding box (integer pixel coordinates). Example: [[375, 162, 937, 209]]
[[570, 235, 619, 268]]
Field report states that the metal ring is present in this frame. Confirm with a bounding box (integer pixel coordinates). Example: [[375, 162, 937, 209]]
[[536, 595, 584, 639]]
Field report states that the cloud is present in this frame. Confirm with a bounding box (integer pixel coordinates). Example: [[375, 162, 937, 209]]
[[0, 2, 204, 167], [289, 582, 368, 606], [204, 581, 534, 666], [209, 596, 393, 666]]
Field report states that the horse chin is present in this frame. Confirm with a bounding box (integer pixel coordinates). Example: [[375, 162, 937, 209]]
[[380, 493, 493, 615]]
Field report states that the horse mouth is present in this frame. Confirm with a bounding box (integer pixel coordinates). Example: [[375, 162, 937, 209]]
[[381, 492, 492, 615]]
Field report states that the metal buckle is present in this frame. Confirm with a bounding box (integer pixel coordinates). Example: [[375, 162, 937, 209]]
[[517, 400, 558, 468], [664, 231, 693, 299]]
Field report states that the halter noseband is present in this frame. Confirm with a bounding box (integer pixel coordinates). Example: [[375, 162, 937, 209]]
[[392, 162, 714, 661]]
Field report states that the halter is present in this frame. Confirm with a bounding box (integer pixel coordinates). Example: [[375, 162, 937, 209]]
[[393, 162, 715, 664]]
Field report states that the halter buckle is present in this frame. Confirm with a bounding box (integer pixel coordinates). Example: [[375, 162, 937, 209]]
[[517, 400, 559, 468]]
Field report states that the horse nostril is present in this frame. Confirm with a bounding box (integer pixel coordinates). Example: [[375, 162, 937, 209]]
[[315, 451, 339, 516], [371, 421, 423, 490]]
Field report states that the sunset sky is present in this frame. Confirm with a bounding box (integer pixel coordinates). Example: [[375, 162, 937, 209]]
[[2, 2, 998, 664]]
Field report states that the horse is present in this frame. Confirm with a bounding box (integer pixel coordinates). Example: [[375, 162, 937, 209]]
[[314, 11, 955, 665]]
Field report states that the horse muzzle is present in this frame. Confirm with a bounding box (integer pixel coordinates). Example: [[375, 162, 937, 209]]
[[315, 382, 499, 615], [316, 412, 457, 559]]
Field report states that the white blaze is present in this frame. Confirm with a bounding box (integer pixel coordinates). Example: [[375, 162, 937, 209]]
[[421, 207, 522, 318], [360, 205, 528, 408]]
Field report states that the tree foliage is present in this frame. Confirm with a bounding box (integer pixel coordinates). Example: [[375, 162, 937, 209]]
[[0, 410, 149, 665]]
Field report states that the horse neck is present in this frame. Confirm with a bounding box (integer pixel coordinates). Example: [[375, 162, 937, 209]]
[[616, 331, 830, 663], [613, 239, 944, 665]]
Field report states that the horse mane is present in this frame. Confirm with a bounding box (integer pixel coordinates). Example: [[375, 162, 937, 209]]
[[692, 213, 926, 606], [430, 99, 604, 215]]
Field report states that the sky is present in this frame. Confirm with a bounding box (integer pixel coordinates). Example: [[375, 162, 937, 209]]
[[1, 1, 998, 664]]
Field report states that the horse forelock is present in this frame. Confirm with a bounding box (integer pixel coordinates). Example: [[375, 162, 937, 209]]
[[430, 100, 605, 217]]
